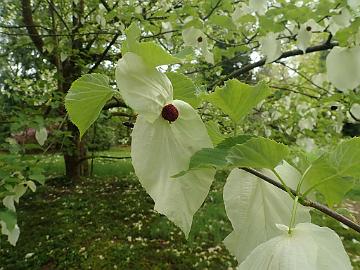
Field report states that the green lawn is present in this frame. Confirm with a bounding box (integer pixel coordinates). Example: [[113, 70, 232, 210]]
[[0, 149, 359, 269]]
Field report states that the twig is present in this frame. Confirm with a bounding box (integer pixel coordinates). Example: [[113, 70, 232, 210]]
[[241, 167, 360, 233], [88, 32, 120, 73], [209, 41, 338, 90], [202, 0, 222, 20]]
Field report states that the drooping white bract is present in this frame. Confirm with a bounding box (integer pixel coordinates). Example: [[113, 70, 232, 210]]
[[260, 32, 281, 63], [182, 27, 214, 64], [0, 221, 20, 246], [223, 162, 311, 263], [297, 19, 323, 52], [327, 8, 352, 35], [249, 0, 267, 15], [238, 223, 352, 270], [115, 52, 215, 237], [326, 46, 360, 91]]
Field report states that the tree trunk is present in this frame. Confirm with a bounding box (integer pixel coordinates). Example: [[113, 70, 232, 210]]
[[61, 58, 89, 180]]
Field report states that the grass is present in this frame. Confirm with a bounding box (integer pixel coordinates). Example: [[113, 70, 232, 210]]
[[0, 149, 359, 269]]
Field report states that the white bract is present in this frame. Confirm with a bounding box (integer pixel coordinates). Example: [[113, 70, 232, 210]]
[[238, 223, 352, 270], [115, 52, 215, 237], [232, 3, 252, 23], [161, 22, 173, 40], [0, 221, 20, 246], [348, 0, 360, 9], [297, 19, 323, 52], [327, 8, 352, 35], [260, 32, 281, 63], [350, 103, 360, 120], [182, 27, 214, 64], [326, 46, 360, 91], [249, 0, 267, 15], [223, 162, 311, 263]]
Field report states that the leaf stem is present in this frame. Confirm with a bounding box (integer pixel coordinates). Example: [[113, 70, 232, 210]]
[[288, 196, 299, 234], [241, 167, 360, 234], [272, 169, 295, 200]]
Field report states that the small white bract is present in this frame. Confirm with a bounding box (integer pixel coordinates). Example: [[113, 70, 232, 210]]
[[115, 52, 215, 237]]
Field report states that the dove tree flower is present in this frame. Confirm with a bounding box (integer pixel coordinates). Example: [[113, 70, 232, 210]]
[[115, 52, 215, 237], [182, 27, 214, 64], [238, 223, 352, 270]]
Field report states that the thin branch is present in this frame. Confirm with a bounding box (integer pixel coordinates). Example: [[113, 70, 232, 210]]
[[103, 97, 128, 110], [88, 32, 121, 73], [77, 155, 131, 164], [45, 0, 70, 32], [99, 0, 111, 12], [0, 31, 118, 37], [241, 168, 360, 233], [270, 85, 320, 99], [209, 41, 338, 90], [277, 62, 328, 93], [140, 30, 179, 40], [202, 0, 222, 20]]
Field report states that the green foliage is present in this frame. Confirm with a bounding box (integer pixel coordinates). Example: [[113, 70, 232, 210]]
[[65, 74, 115, 139], [123, 23, 180, 67], [301, 138, 360, 206], [205, 80, 272, 123], [227, 137, 290, 169], [166, 72, 200, 107]]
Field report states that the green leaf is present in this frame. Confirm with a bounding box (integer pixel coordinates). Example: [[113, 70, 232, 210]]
[[205, 120, 226, 145], [166, 72, 200, 107], [173, 135, 254, 177], [227, 137, 289, 169], [301, 138, 360, 206], [204, 79, 272, 123], [29, 174, 46, 185], [123, 23, 180, 67], [130, 42, 181, 67], [0, 209, 17, 230], [65, 74, 114, 139]]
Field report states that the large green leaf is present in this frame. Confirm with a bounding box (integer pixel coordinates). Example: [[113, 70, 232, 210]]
[[204, 79, 272, 123], [123, 23, 180, 67], [227, 137, 289, 169], [166, 72, 200, 107], [173, 135, 254, 177], [301, 137, 360, 206], [65, 74, 114, 138]]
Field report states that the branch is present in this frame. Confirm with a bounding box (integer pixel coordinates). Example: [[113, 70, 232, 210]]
[[20, 0, 45, 55], [77, 155, 131, 165], [88, 32, 121, 73], [209, 41, 338, 90], [202, 0, 222, 20], [46, 0, 70, 32], [241, 168, 360, 234], [270, 85, 320, 99], [103, 98, 128, 110], [99, 0, 111, 12]]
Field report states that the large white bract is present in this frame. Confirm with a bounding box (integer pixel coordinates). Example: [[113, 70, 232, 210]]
[[238, 223, 352, 270], [326, 46, 360, 91], [223, 162, 311, 263], [115, 52, 215, 237], [260, 32, 281, 63]]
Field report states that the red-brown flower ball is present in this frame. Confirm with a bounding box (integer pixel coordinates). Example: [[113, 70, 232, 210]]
[[161, 104, 179, 122]]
